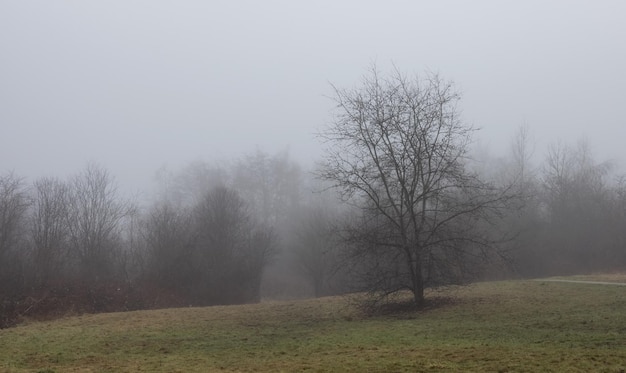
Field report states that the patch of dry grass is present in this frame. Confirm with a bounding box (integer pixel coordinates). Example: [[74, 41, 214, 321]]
[[1, 279, 625, 372]]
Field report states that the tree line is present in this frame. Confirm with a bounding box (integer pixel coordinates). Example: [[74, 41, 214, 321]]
[[0, 151, 352, 327]]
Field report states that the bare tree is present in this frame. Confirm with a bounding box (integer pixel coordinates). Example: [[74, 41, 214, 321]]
[[65, 163, 133, 283], [0, 172, 29, 263], [154, 161, 229, 208], [0, 172, 29, 325], [319, 67, 512, 305], [142, 201, 195, 293], [233, 149, 301, 226], [231, 149, 303, 299], [291, 205, 337, 297], [288, 186, 353, 298], [192, 186, 277, 304], [29, 177, 70, 287], [486, 125, 544, 277], [510, 123, 535, 185], [541, 140, 615, 273]]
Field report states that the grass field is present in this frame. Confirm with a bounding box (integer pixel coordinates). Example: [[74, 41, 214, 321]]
[[1, 276, 626, 372]]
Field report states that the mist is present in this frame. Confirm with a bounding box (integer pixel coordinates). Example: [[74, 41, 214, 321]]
[[2, 1, 625, 195], [1, 1, 626, 327]]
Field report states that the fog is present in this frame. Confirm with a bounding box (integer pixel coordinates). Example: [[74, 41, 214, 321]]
[[5, 2, 626, 330], [2, 1, 625, 195]]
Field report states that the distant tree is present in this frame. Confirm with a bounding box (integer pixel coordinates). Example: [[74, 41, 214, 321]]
[[540, 140, 615, 273], [608, 177, 626, 266], [149, 151, 301, 301], [29, 177, 70, 287], [319, 67, 513, 305], [233, 149, 301, 226], [142, 202, 195, 294], [0, 172, 29, 265], [231, 149, 305, 298], [291, 204, 338, 297], [65, 163, 133, 284], [0, 172, 29, 325], [510, 123, 535, 185], [154, 161, 229, 208], [494, 125, 544, 276], [192, 186, 277, 304]]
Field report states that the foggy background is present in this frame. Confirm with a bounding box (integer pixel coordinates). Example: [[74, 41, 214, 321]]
[[2, 1, 625, 195]]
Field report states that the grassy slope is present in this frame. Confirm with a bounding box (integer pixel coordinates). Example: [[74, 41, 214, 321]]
[[1, 277, 626, 372]]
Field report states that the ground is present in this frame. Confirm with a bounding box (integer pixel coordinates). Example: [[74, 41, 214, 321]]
[[1, 275, 625, 372]]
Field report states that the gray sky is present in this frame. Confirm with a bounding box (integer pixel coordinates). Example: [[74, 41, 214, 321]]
[[2, 1, 625, 194]]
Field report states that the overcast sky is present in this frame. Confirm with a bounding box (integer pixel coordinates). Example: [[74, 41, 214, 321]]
[[2, 1, 625, 195]]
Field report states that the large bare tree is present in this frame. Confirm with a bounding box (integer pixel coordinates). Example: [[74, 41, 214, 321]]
[[319, 67, 511, 305]]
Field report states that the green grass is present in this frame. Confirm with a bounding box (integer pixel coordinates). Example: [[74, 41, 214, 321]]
[[1, 279, 626, 372]]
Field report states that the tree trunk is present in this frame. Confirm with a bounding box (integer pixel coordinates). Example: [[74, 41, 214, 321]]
[[412, 258, 425, 306]]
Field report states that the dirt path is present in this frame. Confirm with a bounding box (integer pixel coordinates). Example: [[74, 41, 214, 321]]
[[535, 279, 626, 286]]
